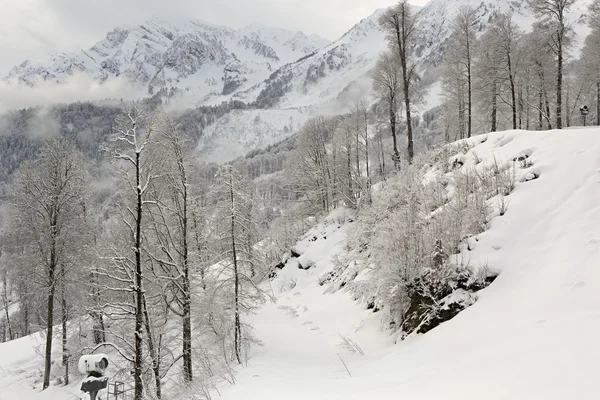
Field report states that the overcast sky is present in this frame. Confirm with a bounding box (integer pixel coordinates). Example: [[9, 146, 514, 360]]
[[0, 0, 429, 75]]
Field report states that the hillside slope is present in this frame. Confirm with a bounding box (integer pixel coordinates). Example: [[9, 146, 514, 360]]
[[0, 130, 598, 400], [221, 128, 600, 399]]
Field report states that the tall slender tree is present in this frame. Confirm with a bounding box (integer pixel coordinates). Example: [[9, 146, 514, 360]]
[[379, 1, 419, 161], [373, 51, 402, 168], [104, 104, 156, 400], [528, 0, 577, 129], [493, 13, 524, 130], [453, 6, 479, 138], [213, 165, 264, 364]]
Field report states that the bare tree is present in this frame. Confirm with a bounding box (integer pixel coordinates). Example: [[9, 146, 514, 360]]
[[452, 6, 479, 138], [352, 100, 372, 205], [213, 165, 265, 364], [493, 13, 524, 130], [286, 116, 338, 213], [528, 0, 577, 129], [373, 51, 402, 168], [474, 28, 503, 132], [379, 1, 419, 161], [103, 104, 156, 400], [9, 138, 88, 390], [443, 37, 468, 140], [522, 25, 558, 130], [145, 115, 200, 383]]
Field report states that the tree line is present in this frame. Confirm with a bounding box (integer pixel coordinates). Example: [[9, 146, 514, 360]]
[[0, 105, 277, 399], [443, 0, 600, 139]]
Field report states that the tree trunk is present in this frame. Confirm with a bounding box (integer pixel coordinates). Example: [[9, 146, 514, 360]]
[[389, 99, 401, 169], [508, 53, 517, 130], [2, 277, 12, 341], [539, 87, 544, 130], [355, 121, 361, 185], [391, 7, 415, 161], [467, 35, 473, 138], [61, 276, 69, 385], [181, 176, 192, 383], [491, 82, 498, 132], [23, 298, 29, 337], [565, 82, 570, 127], [518, 88, 524, 130], [91, 272, 106, 345], [134, 151, 144, 400], [43, 268, 56, 390], [597, 81, 600, 126], [364, 114, 371, 205], [346, 135, 354, 207], [142, 295, 162, 399], [544, 86, 553, 130], [229, 168, 242, 365], [43, 215, 58, 391], [556, 36, 563, 129], [459, 98, 465, 139]]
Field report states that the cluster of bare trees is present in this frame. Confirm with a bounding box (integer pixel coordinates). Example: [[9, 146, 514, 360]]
[[0, 104, 268, 399], [4, 138, 90, 389], [442, 0, 599, 139], [285, 101, 374, 214], [373, 1, 420, 166]]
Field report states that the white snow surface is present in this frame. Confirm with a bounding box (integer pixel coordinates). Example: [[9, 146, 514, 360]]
[[223, 128, 600, 400], [2, 128, 600, 398]]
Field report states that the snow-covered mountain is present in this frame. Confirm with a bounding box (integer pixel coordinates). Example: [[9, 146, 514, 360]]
[[191, 0, 591, 161], [230, 0, 592, 111], [2, 0, 595, 162], [5, 18, 330, 100]]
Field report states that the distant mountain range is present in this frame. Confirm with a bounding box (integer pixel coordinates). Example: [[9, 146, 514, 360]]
[[3, 0, 593, 162]]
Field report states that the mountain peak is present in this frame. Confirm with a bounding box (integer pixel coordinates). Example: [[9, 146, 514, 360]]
[[4, 17, 332, 96]]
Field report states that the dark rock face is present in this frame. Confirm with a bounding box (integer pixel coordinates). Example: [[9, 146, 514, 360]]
[[400, 268, 498, 337]]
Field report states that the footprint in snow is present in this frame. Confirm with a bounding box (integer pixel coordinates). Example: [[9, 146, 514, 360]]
[[573, 281, 587, 289], [277, 305, 299, 318]]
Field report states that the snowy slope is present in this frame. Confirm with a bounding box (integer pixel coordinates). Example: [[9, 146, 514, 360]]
[[1, 128, 600, 399], [221, 128, 600, 399]]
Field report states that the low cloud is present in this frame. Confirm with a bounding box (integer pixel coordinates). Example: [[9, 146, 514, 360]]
[[0, 73, 143, 113]]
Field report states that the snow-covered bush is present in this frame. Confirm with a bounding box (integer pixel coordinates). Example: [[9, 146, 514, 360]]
[[337, 145, 510, 335]]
